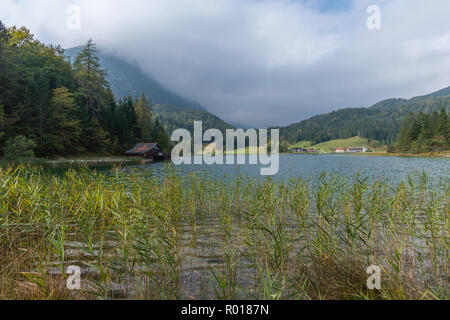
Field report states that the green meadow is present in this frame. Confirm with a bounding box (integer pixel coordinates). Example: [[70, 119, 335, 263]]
[[312, 137, 370, 152], [288, 141, 312, 150], [289, 137, 374, 153]]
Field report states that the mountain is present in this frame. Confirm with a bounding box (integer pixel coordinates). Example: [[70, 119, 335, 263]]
[[65, 47, 232, 133], [152, 103, 232, 135], [65, 47, 205, 110], [64, 46, 448, 145], [278, 87, 450, 145]]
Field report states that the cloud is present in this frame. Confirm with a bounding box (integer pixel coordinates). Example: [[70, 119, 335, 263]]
[[1, 0, 449, 127]]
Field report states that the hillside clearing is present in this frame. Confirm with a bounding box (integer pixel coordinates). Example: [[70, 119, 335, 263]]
[[288, 141, 312, 150]]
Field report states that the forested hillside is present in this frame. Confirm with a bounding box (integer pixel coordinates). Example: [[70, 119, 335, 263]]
[[278, 89, 450, 146], [65, 47, 233, 135], [0, 22, 169, 160], [152, 104, 231, 135]]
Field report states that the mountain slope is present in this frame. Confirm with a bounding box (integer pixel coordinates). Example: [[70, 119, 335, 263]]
[[65, 47, 204, 110], [65, 47, 232, 133], [278, 87, 450, 145], [152, 104, 231, 135]]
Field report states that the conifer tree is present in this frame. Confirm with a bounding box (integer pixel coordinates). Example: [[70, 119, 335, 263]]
[[437, 108, 449, 138], [152, 119, 170, 151], [50, 87, 82, 153], [81, 118, 110, 154], [73, 39, 108, 118], [0, 102, 4, 142], [396, 112, 414, 152], [134, 93, 153, 142]]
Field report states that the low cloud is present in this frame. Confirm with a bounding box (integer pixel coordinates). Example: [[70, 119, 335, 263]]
[[1, 0, 449, 127]]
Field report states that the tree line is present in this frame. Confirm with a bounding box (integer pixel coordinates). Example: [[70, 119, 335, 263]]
[[392, 109, 449, 153], [0, 22, 169, 161]]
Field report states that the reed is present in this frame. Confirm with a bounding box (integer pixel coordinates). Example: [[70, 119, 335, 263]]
[[0, 165, 447, 300]]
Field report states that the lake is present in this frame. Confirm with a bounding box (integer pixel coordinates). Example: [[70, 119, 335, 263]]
[[119, 154, 449, 184], [5, 154, 447, 300]]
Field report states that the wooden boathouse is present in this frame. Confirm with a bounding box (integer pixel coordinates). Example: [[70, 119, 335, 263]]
[[125, 143, 170, 162]]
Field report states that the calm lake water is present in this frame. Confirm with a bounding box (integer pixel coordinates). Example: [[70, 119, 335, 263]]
[[118, 154, 450, 184], [42, 154, 449, 299]]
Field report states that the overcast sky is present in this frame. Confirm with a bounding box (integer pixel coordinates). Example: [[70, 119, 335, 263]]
[[1, 0, 450, 128]]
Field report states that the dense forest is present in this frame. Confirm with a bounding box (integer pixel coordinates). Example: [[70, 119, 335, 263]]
[[392, 109, 449, 153], [278, 89, 450, 146], [0, 22, 169, 161]]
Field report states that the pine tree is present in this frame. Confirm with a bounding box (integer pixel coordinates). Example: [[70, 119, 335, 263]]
[[112, 136, 120, 155], [0, 22, 9, 75], [134, 93, 153, 142], [0, 23, 21, 147], [81, 118, 110, 154], [152, 119, 170, 151], [50, 87, 82, 153], [0, 102, 4, 142], [73, 39, 108, 118], [437, 108, 449, 138], [396, 112, 414, 152], [114, 95, 138, 149], [73, 39, 114, 154]]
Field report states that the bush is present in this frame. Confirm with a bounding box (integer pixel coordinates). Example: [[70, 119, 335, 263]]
[[2, 135, 38, 164]]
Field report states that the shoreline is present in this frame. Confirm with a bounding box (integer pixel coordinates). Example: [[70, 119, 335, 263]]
[[334, 151, 450, 159], [41, 150, 450, 167], [283, 151, 450, 159], [45, 156, 146, 167]]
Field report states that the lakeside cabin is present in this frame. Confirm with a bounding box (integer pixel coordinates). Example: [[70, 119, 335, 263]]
[[291, 147, 308, 153], [291, 147, 319, 154], [347, 147, 370, 153], [332, 147, 370, 153], [125, 143, 170, 162], [291, 146, 371, 154]]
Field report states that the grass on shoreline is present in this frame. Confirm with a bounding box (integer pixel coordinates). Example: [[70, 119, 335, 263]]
[[0, 166, 448, 300], [288, 137, 385, 153], [310, 137, 370, 152], [288, 141, 312, 150], [341, 151, 450, 158], [282, 151, 450, 158]]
